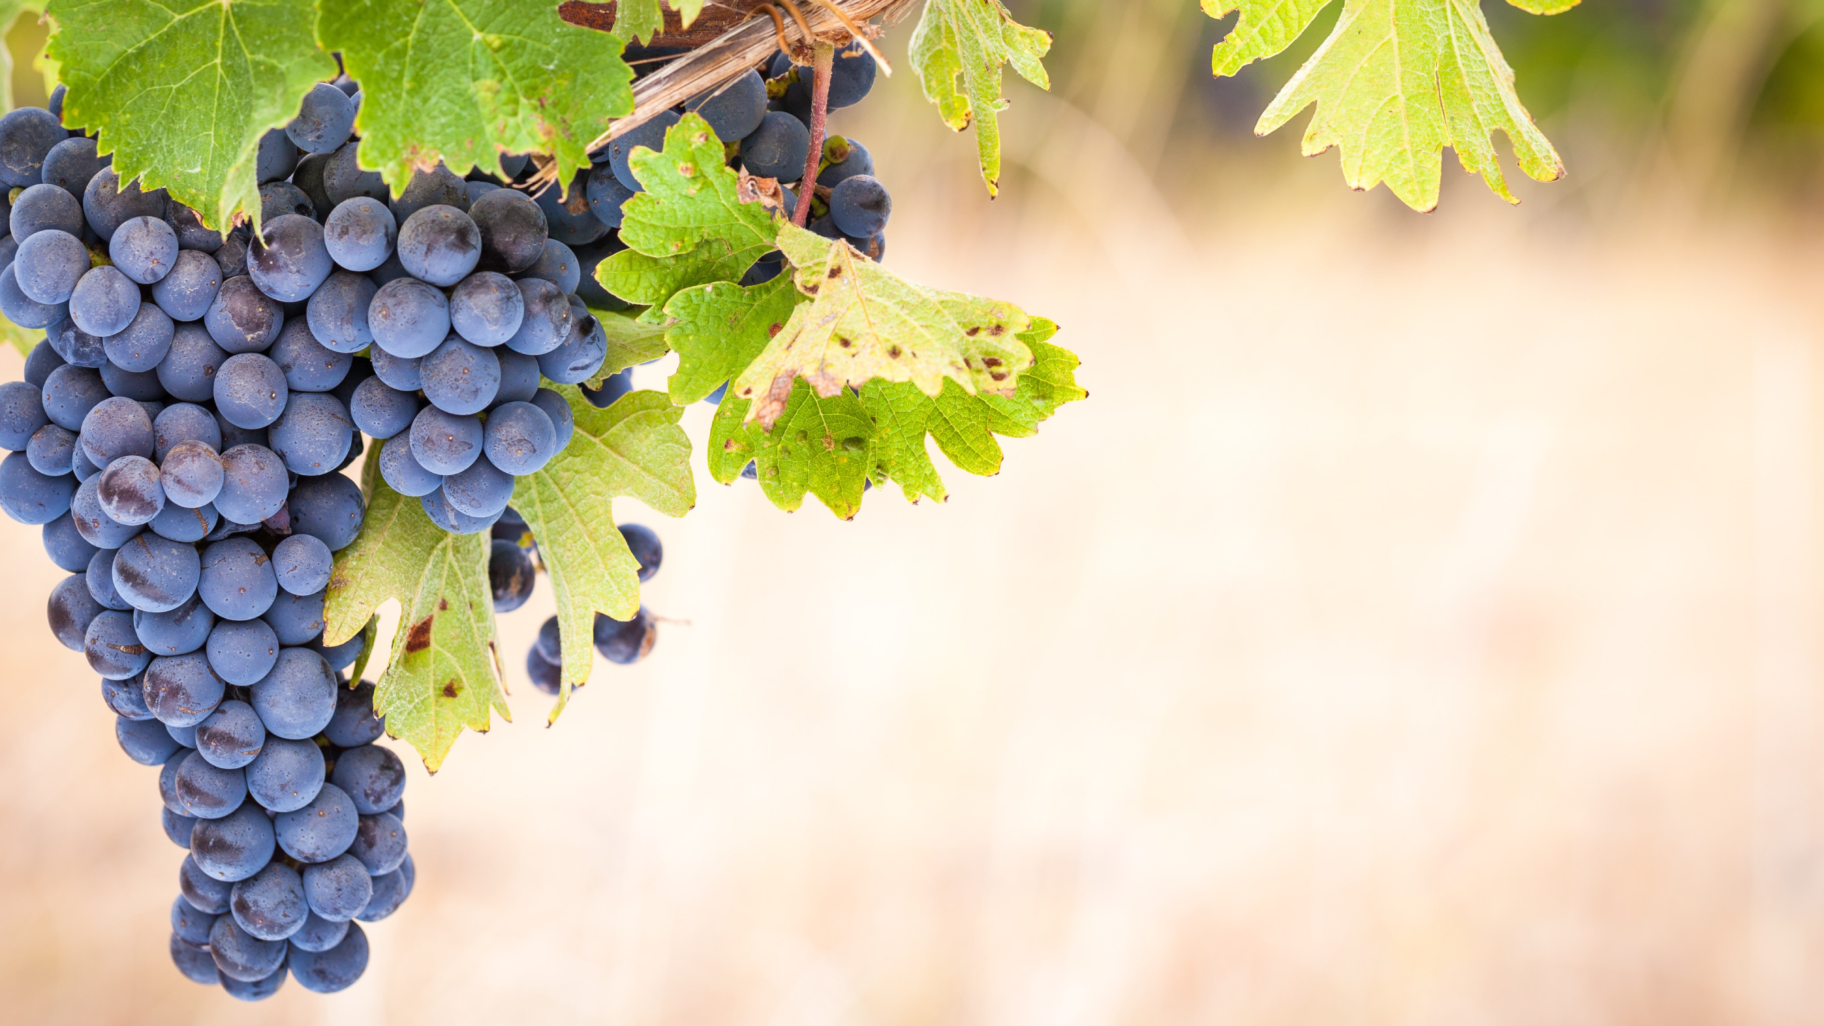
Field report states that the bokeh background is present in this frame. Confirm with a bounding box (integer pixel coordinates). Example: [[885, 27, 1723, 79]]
[[9, 1, 1824, 1022]]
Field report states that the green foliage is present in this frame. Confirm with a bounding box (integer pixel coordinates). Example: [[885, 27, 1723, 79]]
[[613, 0, 704, 44], [664, 275, 804, 405], [1203, 0, 1569, 210], [45, 0, 335, 230], [730, 223, 1034, 431], [512, 387, 694, 718], [710, 385, 874, 519], [596, 308, 670, 381], [908, 0, 1053, 197], [317, 0, 633, 193], [598, 113, 779, 316], [324, 461, 508, 772]]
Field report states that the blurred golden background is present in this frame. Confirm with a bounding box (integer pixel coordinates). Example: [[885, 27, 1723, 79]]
[[9, 1, 1824, 1022]]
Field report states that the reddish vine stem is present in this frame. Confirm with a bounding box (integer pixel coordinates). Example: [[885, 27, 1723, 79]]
[[792, 41, 836, 228]]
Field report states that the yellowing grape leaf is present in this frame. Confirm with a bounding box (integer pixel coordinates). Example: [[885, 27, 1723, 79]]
[[45, 0, 336, 231], [512, 387, 694, 719], [324, 462, 508, 772], [709, 384, 874, 519], [663, 273, 804, 404], [612, 0, 704, 43], [861, 320, 1082, 504], [599, 113, 778, 314], [731, 222, 1033, 431], [1203, 0, 1564, 211], [908, 0, 1052, 197], [318, 0, 634, 192]]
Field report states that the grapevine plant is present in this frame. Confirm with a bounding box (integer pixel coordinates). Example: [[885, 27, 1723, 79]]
[[0, 0, 1575, 1002]]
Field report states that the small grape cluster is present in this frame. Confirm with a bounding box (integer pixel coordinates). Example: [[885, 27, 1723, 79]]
[[486, 508, 661, 693]]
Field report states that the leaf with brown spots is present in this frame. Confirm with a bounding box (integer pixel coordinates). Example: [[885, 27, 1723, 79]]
[[512, 386, 693, 718], [323, 461, 507, 772], [708, 381, 874, 518], [663, 273, 805, 404], [731, 222, 1036, 430]]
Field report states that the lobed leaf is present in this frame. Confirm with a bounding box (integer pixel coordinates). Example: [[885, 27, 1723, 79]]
[[512, 386, 694, 718], [1204, 0, 1565, 211], [45, 0, 336, 231], [663, 273, 804, 405], [612, 0, 705, 43], [730, 222, 1032, 430], [317, 0, 634, 193], [907, 0, 1052, 197], [324, 462, 507, 772], [709, 384, 873, 519]]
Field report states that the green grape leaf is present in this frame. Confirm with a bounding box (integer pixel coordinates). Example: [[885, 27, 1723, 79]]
[[709, 383, 873, 519], [663, 273, 805, 405], [324, 462, 508, 772], [1203, 0, 1564, 211], [861, 319, 1083, 504], [512, 387, 693, 718], [593, 308, 670, 383], [317, 0, 634, 193], [907, 0, 1052, 197], [45, 0, 336, 231], [611, 0, 704, 43], [731, 223, 1033, 431], [598, 113, 778, 312]]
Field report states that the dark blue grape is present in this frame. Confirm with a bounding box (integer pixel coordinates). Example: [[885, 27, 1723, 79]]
[[276, 782, 358, 862], [135, 594, 215, 656], [148, 499, 219, 543], [259, 180, 315, 223], [609, 109, 681, 191], [116, 712, 180, 764], [0, 106, 66, 187], [104, 303, 177, 373], [303, 854, 373, 923], [87, 547, 132, 610], [43, 510, 96, 570], [304, 268, 376, 353], [72, 475, 143, 547], [0, 379, 48, 449], [256, 128, 299, 184], [15, 228, 92, 303], [287, 82, 357, 154], [535, 168, 610, 246], [247, 213, 331, 302], [24, 339, 66, 389], [264, 320, 347, 393], [82, 397, 157, 467], [253, 647, 336, 738], [195, 698, 265, 770], [167, 721, 199, 749], [490, 539, 535, 612], [144, 650, 225, 728], [231, 862, 307, 941], [529, 388, 575, 451], [110, 214, 180, 284], [213, 230, 250, 278], [268, 391, 353, 475], [740, 111, 811, 181], [112, 530, 199, 612], [311, 630, 363, 671], [355, 859, 410, 921], [571, 237, 629, 310], [192, 801, 278, 883], [220, 963, 287, 1001], [466, 180, 499, 205], [203, 275, 283, 354], [368, 349, 420, 396], [492, 349, 540, 409], [287, 472, 364, 550], [0, 449, 75, 524], [264, 588, 325, 646], [170, 935, 219, 984], [173, 894, 219, 946], [686, 70, 769, 142], [149, 250, 223, 324], [199, 536, 279, 620], [824, 41, 877, 107], [155, 324, 227, 402], [174, 749, 246, 818], [830, 174, 891, 237], [518, 238, 579, 294], [441, 458, 514, 518], [469, 187, 546, 273], [208, 913, 287, 981], [348, 376, 418, 439], [324, 680, 385, 748], [581, 366, 631, 408], [29, 419, 77, 474], [585, 164, 633, 229], [817, 136, 872, 188], [535, 614, 562, 664], [527, 644, 561, 695], [322, 196, 395, 272], [68, 264, 140, 337], [0, 263, 69, 329], [619, 523, 662, 582], [160, 751, 190, 811], [368, 276, 450, 358], [272, 534, 332, 597], [215, 352, 292, 430], [536, 309, 607, 385], [206, 618, 280, 689], [420, 335, 500, 415], [503, 276, 574, 356], [49, 572, 102, 650], [290, 911, 349, 953], [397, 204, 481, 286], [46, 317, 107, 370], [420, 488, 503, 534], [95, 453, 164, 526], [482, 401, 556, 475], [290, 920, 368, 993], [389, 163, 469, 223], [377, 433, 442, 497], [408, 405, 483, 476], [98, 361, 166, 402], [450, 271, 524, 346], [39, 135, 105, 198], [593, 606, 656, 664], [181, 853, 233, 914], [165, 201, 225, 252], [366, 247, 410, 286], [322, 141, 386, 206], [215, 417, 268, 453], [161, 439, 224, 509], [215, 442, 289, 525], [245, 734, 322, 812], [164, 807, 198, 847], [11, 182, 84, 239]]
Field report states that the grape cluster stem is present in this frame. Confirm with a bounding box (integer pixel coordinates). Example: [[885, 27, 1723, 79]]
[[792, 41, 836, 229]]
